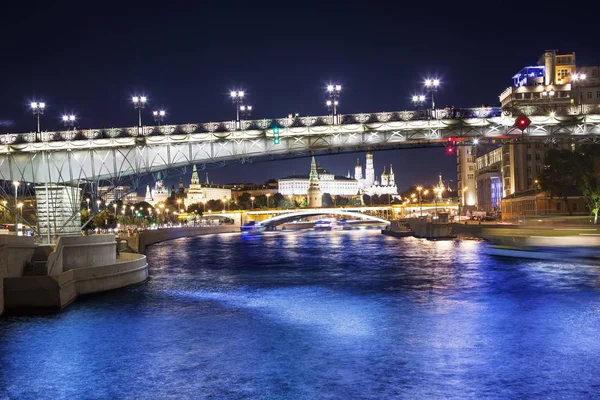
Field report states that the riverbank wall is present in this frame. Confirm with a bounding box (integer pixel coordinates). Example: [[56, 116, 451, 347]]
[[125, 225, 239, 254]]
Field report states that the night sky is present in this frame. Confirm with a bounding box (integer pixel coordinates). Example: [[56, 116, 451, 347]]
[[2, 1, 600, 192]]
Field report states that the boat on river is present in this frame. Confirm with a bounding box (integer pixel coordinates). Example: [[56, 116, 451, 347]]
[[240, 221, 265, 235], [314, 218, 347, 231], [485, 234, 600, 261]]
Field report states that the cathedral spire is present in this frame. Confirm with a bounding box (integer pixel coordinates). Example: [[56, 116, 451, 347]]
[[191, 165, 199, 185], [309, 155, 319, 183], [144, 184, 153, 203]]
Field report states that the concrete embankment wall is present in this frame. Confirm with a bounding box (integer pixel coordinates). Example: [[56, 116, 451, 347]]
[[0, 236, 38, 314], [129, 225, 239, 253], [399, 219, 515, 240], [2, 235, 148, 315]]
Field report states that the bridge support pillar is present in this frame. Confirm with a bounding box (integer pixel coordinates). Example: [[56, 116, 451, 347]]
[[35, 184, 82, 244]]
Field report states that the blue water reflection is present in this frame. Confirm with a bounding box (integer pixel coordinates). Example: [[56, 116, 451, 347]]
[[2, 230, 600, 399]]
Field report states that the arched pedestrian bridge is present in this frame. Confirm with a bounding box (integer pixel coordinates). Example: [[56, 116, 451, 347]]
[[250, 207, 392, 229]]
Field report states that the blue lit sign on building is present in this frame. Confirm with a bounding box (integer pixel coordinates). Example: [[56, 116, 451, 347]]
[[512, 66, 545, 87]]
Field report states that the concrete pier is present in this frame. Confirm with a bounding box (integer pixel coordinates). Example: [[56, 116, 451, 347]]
[[2, 235, 148, 315]]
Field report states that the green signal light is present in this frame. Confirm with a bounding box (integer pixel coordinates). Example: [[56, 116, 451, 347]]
[[273, 137, 281, 145], [273, 126, 280, 135]]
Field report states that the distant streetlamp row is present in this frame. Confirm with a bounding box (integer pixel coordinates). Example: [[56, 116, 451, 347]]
[[27, 78, 455, 137]]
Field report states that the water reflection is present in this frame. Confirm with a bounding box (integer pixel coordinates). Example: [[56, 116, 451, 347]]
[[2, 230, 600, 399]]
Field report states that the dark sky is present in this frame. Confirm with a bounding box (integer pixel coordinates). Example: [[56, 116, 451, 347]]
[[2, 1, 600, 192]]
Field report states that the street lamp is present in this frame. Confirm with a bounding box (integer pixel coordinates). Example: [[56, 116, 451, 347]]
[[412, 95, 426, 110], [250, 196, 255, 210], [153, 110, 166, 125], [288, 194, 294, 208], [132, 95, 147, 135], [12, 181, 19, 228], [534, 179, 539, 217], [130, 205, 135, 217], [424, 78, 440, 112], [96, 199, 102, 211], [201, 199, 207, 213], [326, 84, 342, 121], [86, 198, 90, 211], [62, 114, 76, 130], [266, 193, 271, 208], [113, 203, 117, 215], [31, 101, 45, 141], [230, 90, 245, 129], [572, 73, 587, 113], [416, 186, 423, 217], [239, 105, 252, 119]]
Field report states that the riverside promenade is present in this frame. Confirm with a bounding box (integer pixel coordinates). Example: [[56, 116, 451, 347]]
[[1, 225, 239, 316]]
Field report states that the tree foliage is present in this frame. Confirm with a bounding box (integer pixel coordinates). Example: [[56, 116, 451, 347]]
[[539, 147, 600, 222]]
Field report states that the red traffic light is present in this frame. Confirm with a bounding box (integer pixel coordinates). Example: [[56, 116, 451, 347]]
[[514, 115, 531, 131], [446, 146, 454, 154]]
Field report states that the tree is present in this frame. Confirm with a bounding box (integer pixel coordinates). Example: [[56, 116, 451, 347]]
[[539, 149, 580, 215], [236, 192, 252, 210], [581, 174, 600, 224], [322, 193, 333, 207], [272, 192, 284, 208]]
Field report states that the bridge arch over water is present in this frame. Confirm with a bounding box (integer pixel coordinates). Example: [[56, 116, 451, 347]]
[[256, 209, 391, 228]]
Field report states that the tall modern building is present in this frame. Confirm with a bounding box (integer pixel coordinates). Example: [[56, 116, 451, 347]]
[[456, 146, 476, 206]]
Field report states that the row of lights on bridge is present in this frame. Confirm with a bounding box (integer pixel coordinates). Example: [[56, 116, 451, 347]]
[[28, 78, 534, 146]]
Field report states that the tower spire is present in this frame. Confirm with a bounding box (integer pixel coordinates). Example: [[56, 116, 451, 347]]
[[191, 164, 199, 185]]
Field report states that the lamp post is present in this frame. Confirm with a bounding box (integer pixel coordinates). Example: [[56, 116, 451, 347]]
[[153, 110, 166, 126], [534, 179, 539, 217], [433, 187, 440, 222], [201, 199, 207, 213], [230, 90, 245, 130], [326, 84, 342, 123], [13, 181, 19, 229], [96, 199, 102, 212], [572, 73, 587, 113], [31, 101, 45, 141], [17, 203, 23, 234], [130, 205, 135, 217], [113, 203, 117, 215], [62, 114, 76, 130], [412, 95, 425, 110], [416, 186, 423, 217], [132, 96, 147, 135], [424, 78, 440, 115], [86, 197, 90, 212], [239, 105, 252, 120], [250, 196, 255, 210], [266, 193, 271, 208]]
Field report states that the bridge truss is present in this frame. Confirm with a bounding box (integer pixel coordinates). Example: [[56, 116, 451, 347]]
[[1, 105, 599, 242]]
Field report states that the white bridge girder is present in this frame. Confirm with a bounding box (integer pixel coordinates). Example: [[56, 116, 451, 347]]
[[1, 109, 600, 185]]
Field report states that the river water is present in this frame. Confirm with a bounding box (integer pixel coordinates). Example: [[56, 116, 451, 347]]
[[2, 230, 600, 399]]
